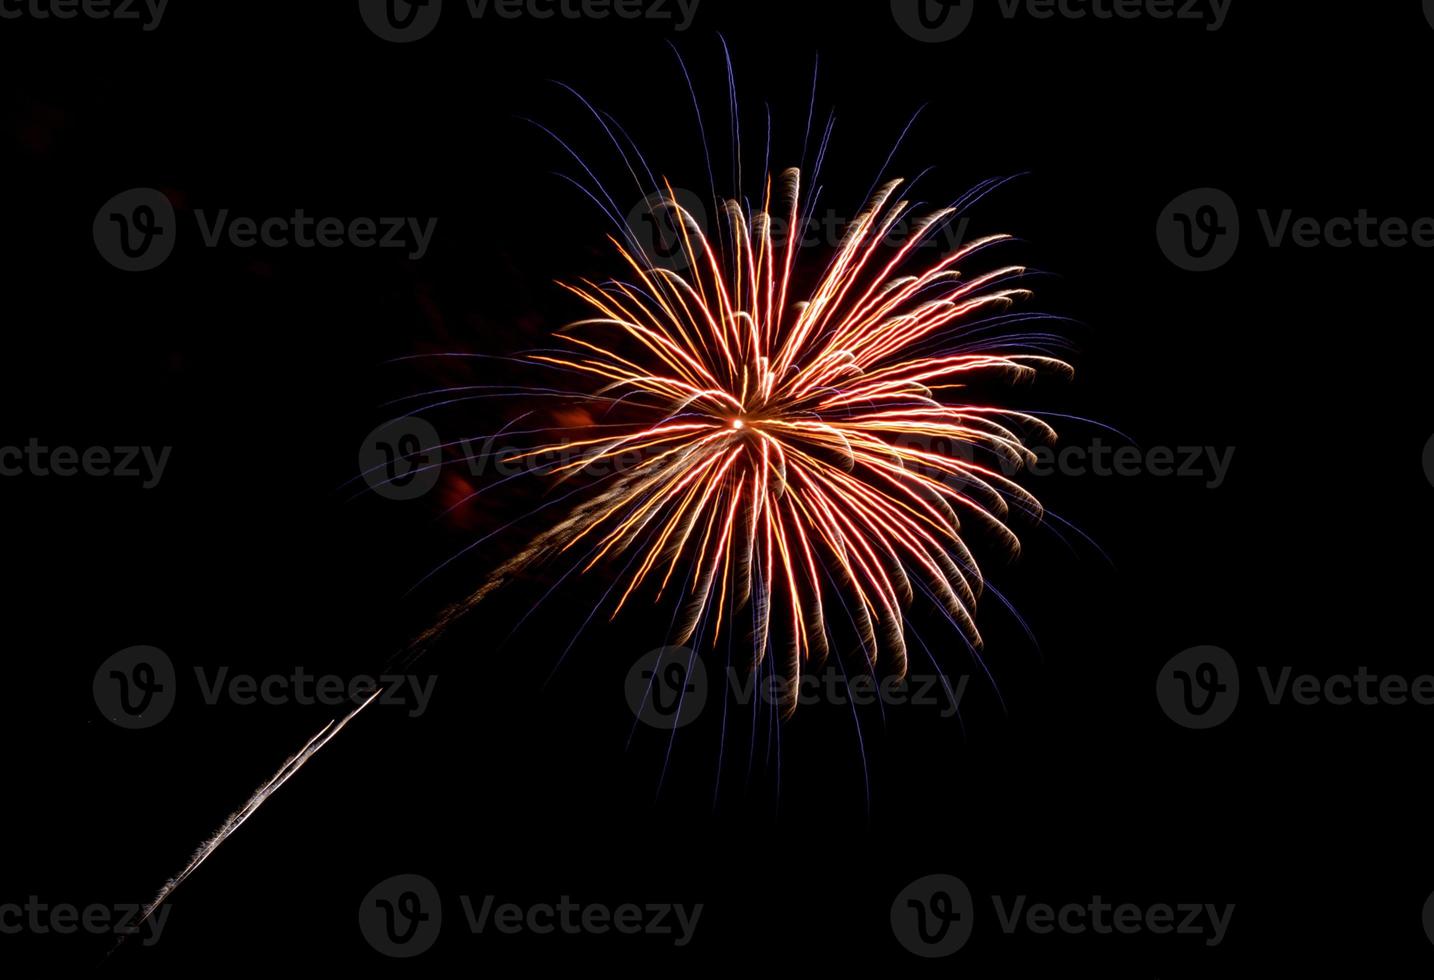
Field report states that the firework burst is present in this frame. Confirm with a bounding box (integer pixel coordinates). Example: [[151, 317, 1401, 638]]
[[128, 72, 1074, 938], [447, 167, 1070, 716]]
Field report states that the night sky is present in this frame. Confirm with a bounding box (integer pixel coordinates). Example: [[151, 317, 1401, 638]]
[[4, 1, 1434, 972]]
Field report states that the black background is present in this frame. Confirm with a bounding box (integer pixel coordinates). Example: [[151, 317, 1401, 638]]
[[4, 0, 1433, 972]]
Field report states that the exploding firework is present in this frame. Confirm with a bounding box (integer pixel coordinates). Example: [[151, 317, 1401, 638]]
[[128, 70, 1074, 939], [423, 168, 1069, 715]]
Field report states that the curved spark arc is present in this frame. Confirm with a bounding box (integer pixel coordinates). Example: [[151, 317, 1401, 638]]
[[121, 688, 383, 947]]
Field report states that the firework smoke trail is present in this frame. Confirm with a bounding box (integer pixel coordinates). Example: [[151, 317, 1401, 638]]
[[125, 688, 382, 939]]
